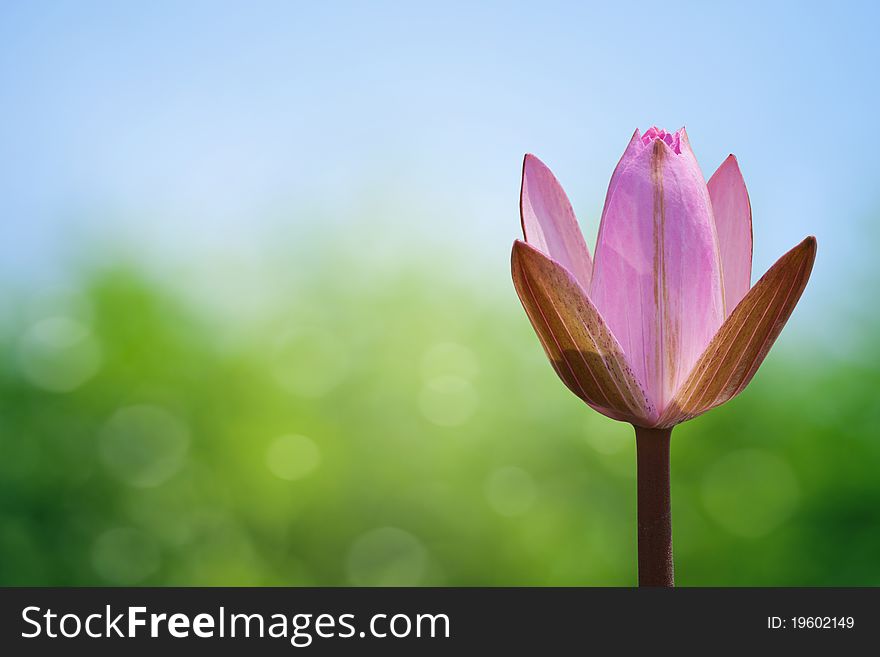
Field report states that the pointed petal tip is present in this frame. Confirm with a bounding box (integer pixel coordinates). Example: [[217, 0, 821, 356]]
[[709, 153, 746, 184], [790, 234, 817, 262], [511, 238, 542, 270], [511, 239, 537, 293], [801, 235, 818, 264], [522, 152, 549, 174], [647, 134, 676, 158], [511, 238, 547, 268], [720, 153, 751, 181], [511, 237, 524, 261], [678, 126, 693, 153], [718, 154, 743, 178]]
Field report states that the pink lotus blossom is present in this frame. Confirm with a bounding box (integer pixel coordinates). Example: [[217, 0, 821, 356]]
[[512, 127, 816, 429]]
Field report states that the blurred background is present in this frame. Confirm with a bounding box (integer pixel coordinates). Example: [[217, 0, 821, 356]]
[[1, 0, 878, 586]]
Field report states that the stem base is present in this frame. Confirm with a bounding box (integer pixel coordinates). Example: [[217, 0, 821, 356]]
[[635, 426, 673, 587]]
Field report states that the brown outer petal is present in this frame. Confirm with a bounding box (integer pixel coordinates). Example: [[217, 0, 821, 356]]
[[511, 239, 655, 425], [657, 236, 817, 428]]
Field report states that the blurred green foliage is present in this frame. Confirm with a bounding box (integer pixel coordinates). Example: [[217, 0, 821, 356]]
[[0, 249, 878, 587]]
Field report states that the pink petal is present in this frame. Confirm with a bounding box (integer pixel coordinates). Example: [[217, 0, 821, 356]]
[[658, 236, 816, 427], [708, 155, 753, 315], [520, 154, 593, 292], [511, 239, 656, 426], [590, 128, 725, 413]]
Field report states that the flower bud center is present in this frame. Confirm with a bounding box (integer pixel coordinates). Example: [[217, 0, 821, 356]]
[[641, 127, 682, 154]]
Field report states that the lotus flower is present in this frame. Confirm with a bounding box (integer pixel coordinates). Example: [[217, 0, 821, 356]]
[[512, 127, 815, 428], [511, 127, 816, 585]]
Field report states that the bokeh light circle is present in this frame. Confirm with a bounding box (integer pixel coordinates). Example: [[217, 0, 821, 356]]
[[99, 405, 190, 488], [266, 434, 321, 481], [18, 316, 101, 392], [418, 375, 478, 426]]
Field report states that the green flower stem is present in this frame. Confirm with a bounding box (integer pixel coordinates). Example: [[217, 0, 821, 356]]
[[634, 425, 674, 587]]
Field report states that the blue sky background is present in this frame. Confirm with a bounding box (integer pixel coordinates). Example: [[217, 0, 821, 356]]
[[1, 1, 877, 344]]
